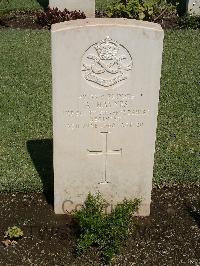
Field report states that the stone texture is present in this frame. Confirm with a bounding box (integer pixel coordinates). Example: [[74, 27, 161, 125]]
[[52, 18, 164, 216], [187, 0, 200, 15], [49, 0, 95, 17]]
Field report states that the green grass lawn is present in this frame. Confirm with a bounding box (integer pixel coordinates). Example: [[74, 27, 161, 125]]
[[155, 30, 200, 184], [0, 0, 41, 14], [0, 29, 51, 192], [0, 29, 199, 192]]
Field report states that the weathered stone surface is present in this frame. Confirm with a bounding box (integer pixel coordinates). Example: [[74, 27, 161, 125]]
[[187, 0, 200, 15], [49, 0, 95, 17], [52, 19, 164, 216]]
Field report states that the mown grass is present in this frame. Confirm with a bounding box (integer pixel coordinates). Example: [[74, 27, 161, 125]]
[[0, 0, 41, 15], [0, 29, 199, 192], [0, 29, 51, 191], [154, 29, 200, 184]]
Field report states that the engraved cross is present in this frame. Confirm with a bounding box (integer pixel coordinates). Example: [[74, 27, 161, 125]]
[[87, 132, 122, 184]]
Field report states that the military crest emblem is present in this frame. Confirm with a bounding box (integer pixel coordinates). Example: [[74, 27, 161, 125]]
[[81, 36, 133, 89]]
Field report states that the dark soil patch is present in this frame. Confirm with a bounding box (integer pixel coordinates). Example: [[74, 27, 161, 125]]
[[0, 11, 43, 29], [0, 11, 179, 30], [0, 185, 199, 265]]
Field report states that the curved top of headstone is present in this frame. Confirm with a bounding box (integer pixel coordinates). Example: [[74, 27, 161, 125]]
[[51, 18, 163, 32]]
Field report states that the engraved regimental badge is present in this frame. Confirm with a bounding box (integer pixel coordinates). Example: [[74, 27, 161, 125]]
[[81, 36, 133, 90]]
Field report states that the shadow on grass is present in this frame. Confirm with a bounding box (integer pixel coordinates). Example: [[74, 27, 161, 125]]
[[37, 0, 49, 9], [27, 139, 54, 206]]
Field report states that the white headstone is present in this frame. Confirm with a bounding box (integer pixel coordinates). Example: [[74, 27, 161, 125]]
[[49, 0, 95, 17], [187, 0, 200, 15], [52, 19, 164, 216]]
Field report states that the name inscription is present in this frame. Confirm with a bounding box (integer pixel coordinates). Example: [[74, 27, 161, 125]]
[[65, 93, 149, 130]]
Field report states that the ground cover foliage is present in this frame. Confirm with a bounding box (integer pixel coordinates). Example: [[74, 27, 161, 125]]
[[74, 193, 140, 263], [36, 7, 86, 29]]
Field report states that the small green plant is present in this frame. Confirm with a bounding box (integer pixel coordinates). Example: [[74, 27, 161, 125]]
[[106, 0, 177, 22], [73, 193, 140, 263], [2, 226, 24, 247], [4, 226, 23, 240]]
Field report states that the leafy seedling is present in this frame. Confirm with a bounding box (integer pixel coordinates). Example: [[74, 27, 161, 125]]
[[2, 226, 23, 247]]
